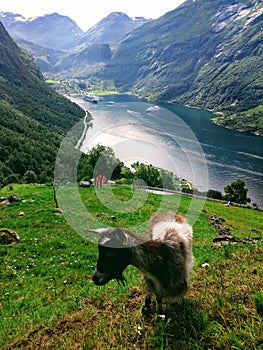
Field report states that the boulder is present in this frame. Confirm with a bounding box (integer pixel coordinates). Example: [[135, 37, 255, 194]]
[[8, 194, 20, 203], [0, 228, 20, 245]]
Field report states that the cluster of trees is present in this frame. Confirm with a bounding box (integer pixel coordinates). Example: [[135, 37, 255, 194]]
[[0, 134, 253, 206], [207, 179, 251, 205], [78, 145, 183, 191], [0, 101, 60, 187], [0, 22, 84, 187], [78, 145, 252, 205], [1, 138, 252, 206], [78, 145, 123, 182], [131, 162, 183, 190]]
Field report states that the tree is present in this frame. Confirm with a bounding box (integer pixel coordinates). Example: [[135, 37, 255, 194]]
[[207, 189, 223, 200], [22, 170, 37, 184], [133, 163, 162, 188], [224, 179, 251, 204], [6, 173, 21, 185], [117, 166, 134, 184], [77, 157, 93, 182], [159, 168, 180, 190], [78, 145, 123, 181]]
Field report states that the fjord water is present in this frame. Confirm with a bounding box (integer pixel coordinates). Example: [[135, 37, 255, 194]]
[[77, 94, 263, 207]]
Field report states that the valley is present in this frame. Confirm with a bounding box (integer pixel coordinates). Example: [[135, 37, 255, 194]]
[[0, 1, 263, 349], [71, 94, 263, 207], [1, 0, 262, 137]]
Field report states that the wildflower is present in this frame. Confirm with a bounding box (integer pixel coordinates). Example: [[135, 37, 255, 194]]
[[158, 314, 166, 320], [137, 325, 143, 335], [201, 263, 210, 268]]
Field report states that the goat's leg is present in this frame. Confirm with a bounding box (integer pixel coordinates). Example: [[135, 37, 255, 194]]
[[142, 294, 152, 315]]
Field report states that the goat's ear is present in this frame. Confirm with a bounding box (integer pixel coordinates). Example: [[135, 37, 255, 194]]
[[85, 228, 111, 235]]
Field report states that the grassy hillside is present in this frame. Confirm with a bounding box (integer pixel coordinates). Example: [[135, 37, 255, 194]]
[[0, 184, 262, 349]]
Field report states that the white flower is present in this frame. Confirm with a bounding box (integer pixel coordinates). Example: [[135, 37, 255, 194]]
[[201, 263, 210, 268], [158, 314, 166, 320], [137, 325, 142, 335]]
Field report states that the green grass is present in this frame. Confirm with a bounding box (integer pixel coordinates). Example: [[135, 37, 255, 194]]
[[0, 184, 262, 349]]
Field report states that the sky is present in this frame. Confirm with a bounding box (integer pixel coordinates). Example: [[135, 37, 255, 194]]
[[0, 0, 186, 31]]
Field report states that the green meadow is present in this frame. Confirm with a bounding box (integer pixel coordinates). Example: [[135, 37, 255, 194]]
[[0, 184, 262, 349]]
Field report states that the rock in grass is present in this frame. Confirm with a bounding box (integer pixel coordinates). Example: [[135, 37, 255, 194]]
[[8, 194, 20, 203], [0, 228, 20, 245]]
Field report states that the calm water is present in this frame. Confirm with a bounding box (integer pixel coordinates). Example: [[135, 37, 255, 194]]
[[74, 94, 263, 206]]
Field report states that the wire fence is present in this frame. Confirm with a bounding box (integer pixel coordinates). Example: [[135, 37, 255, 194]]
[[83, 181, 262, 211], [132, 184, 263, 211]]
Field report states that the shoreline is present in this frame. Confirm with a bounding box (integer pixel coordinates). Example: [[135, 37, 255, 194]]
[[169, 102, 263, 137], [71, 91, 263, 137], [211, 116, 263, 137]]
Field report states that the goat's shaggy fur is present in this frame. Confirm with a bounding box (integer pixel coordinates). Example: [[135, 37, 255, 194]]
[[89, 212, 194, 313]]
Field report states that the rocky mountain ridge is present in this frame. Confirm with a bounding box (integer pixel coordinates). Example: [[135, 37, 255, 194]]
[[0, 11, 150, 75], [0, 12, 83, 50], [78, 12, 151, 46], [0, 11, 150, 50]]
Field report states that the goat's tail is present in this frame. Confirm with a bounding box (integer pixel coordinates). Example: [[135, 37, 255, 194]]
[[149, 212, 177, 239]]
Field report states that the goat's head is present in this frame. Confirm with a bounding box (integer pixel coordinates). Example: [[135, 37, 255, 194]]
[[87, 227, 132, 286]]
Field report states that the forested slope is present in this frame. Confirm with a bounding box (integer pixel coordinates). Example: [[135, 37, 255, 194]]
[[0, 21, 84, 185]]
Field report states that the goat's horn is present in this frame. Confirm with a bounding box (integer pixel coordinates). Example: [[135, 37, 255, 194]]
[[85, 228, 110, 235]]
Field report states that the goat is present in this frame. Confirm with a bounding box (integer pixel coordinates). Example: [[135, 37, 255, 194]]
[[87, 212, 194, 314]]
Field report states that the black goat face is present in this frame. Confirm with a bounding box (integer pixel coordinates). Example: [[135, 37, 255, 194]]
[[93, 245, 131, 285], [92, 230, 132, 286]]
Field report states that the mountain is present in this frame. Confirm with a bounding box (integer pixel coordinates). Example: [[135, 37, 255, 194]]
[[17, 39, 64, 72], [18, 39, 112, 76], [104, 0, 263, 133], [0, 11, 150, 75], [0, 21, 84, 185], [0, 12, 84, 50], [54, 43, 112, 74], [0, 11, 150, 50], [2, 3, 262, 135], [78, 12, 151, 46]]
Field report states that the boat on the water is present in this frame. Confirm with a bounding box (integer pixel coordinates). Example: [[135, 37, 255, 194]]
[[146, 105, 160, 112], [82, 94, 99, 103]]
